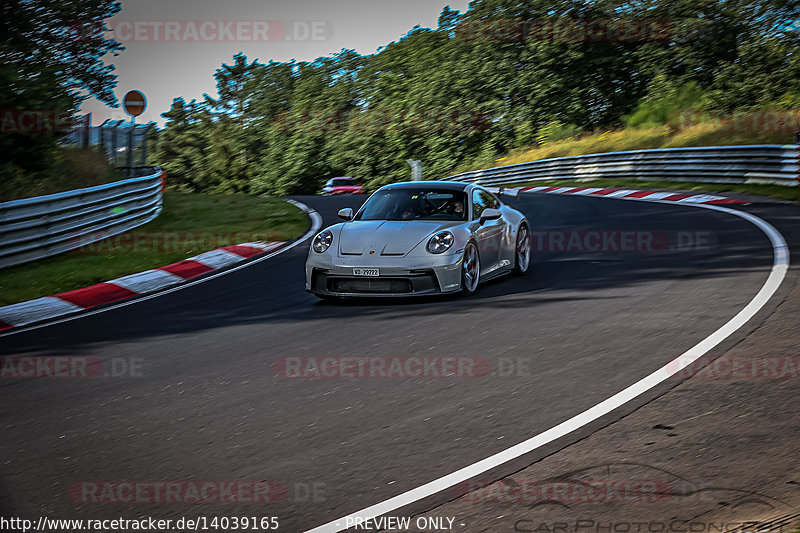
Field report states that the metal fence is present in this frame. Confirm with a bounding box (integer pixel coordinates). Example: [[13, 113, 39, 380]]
[[0, 168, 163, 269], [61, 114, 157, 168], [447, 145, 800, 187]]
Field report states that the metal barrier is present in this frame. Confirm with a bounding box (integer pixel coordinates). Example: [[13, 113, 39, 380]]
[[447, 145, 800, 187], [0, 168, 163, 269]]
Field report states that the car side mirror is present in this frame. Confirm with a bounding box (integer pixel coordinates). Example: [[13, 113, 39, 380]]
[[479, 208, 501, 224], [338, 208, 354, 221]]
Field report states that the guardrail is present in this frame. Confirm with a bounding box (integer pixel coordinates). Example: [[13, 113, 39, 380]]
[[447, 145, 800, 187], [0, 167, 163, 269]]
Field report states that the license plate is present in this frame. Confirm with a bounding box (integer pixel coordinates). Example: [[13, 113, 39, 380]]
[[352, 268, 379, 276]]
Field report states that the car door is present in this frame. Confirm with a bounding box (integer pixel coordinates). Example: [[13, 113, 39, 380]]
[[471, 188, 506, 273]]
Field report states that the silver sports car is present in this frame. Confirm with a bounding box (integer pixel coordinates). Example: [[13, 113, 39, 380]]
[[305, 181, 531, 298]]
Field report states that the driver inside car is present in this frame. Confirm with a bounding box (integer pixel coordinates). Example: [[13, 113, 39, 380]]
[[450, 199, 464, 218]]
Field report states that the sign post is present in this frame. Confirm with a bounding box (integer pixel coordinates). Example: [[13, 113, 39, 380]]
[[123, 91, 146, 171], [123, 90, 146, 122]]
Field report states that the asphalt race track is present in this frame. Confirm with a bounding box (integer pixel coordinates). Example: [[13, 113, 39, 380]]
[[0, 192, 794, 532]]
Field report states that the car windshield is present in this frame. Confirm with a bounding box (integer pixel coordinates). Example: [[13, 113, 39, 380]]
[[332, 178, 358, 186], [355, 188, 467, 221]]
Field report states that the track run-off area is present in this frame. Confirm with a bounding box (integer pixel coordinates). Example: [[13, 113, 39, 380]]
[[1, 190, 798, 532]]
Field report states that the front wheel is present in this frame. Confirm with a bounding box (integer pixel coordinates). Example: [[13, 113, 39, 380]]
[[513, 224, 531, 275], [461, 242, 481, 295]]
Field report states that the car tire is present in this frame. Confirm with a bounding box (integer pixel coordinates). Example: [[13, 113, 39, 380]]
[[461, 241, 481, 295], [513, 223, 531, 276]]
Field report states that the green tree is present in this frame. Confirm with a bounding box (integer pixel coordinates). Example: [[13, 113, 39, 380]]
[[150, 0, 800, 194], [1, 0, 123, 171]]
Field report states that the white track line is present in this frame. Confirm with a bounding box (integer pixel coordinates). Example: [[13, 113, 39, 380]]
[[305, 201, 789, 533], [0, 199, 322, 337]]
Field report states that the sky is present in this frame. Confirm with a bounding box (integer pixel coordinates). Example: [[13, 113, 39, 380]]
[[81, 0, 471, 126]]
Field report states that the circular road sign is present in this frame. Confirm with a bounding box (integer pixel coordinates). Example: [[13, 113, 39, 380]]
[[123, 90, 146, 117]]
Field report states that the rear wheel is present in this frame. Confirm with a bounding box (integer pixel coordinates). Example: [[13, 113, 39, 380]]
[[513, 224, 531, 275], [461, 242, 480, 295]]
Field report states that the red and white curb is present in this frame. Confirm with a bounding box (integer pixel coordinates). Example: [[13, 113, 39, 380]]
[[490, 185, 750, 205], [0, 241, 287, 332]]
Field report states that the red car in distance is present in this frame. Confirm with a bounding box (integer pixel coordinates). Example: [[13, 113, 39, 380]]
[[321, 177, 365, 195]]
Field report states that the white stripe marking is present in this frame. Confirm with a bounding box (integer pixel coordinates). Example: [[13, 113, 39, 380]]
[[191, 249, 246, 269], [0, 297, 84, 327], [304, 203, 789, 533], [567, 187, 604, 196], [238, 241, 283, 251], [631, 191, 679, 201], [620, 191, 653, 199], [519, 187, 746, 205], [678, 194, 725, 204], [604, 189, 638, 197], [109, 269, 185, 294]]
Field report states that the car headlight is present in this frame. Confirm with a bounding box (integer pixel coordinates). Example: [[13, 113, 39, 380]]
[[427, 231, 455, 254], [312, 230, 333, 253]]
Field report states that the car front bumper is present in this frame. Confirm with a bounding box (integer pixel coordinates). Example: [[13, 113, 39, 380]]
[[306, 253, 463, 297]]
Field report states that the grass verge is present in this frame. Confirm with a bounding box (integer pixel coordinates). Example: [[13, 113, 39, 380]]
[[0, 193, 308, 306], [482, 123, 795, 171]]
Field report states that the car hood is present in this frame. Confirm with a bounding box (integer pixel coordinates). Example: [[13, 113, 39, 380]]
[[337, 220, 453, 256]]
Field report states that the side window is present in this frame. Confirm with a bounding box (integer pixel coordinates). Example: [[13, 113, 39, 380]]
[[472, 189, 488, 219], [473, 189, 499, 219], [481, 191, 500, 209]]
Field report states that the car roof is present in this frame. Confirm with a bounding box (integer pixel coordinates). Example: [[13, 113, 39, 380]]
[[380, 181, 472, 191]]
